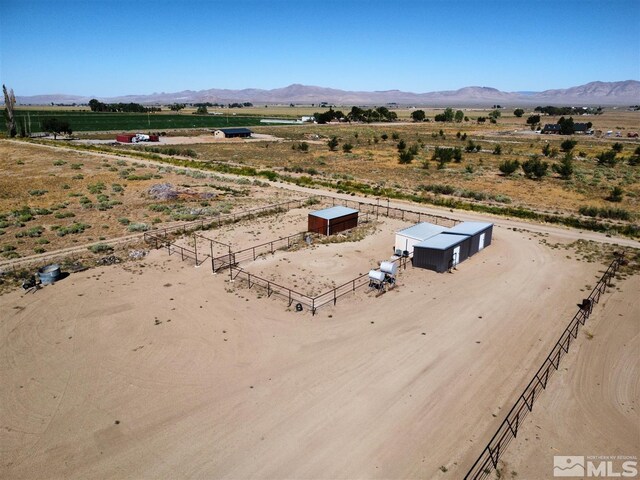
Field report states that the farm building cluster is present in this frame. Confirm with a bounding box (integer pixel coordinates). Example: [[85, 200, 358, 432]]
[[304, 206, 493, 274], [147, 200, 494, 314]]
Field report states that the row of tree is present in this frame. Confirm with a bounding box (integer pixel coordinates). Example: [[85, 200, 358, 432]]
[[313, 106, 398, 124], [88, 99, 160, 113]]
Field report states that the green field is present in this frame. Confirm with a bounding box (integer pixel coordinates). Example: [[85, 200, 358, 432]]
[[13, 110, 267, 133]]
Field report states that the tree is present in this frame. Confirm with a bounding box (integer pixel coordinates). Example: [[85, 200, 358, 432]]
[[557, 116, 575, 135], [499, 159, 520, 176], [526, 115, 541, 130], [41, 118, 72, 139], [552, 153, 574, 179], [398, 150, 414, 164], [513, 108, 525, 118], [596, 149, 617, 166], [3, 84, 16, 137], [342, 143, 353, 153], [611, 142, 624, 153], [434, 107, 454, 122], [411, 110, 426, 122], [560, 139, 577, 152], [521, 155, 549, 179], [477, 117, 486, 124], [169, 103, 185, 113], [195, 105, 208, 115], [397, 139, 406, 152], [488, 109, 501, 121], [380, 133, 388, 141], [454, 110, 464, 122], [327, 136, 339, 151]]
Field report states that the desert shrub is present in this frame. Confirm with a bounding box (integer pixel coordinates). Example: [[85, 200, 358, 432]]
[[342, 143, 353, 153], [53, 160, 66, 166], [606, 186, 624, 202], [596, 150, 617, 166], [88, 243, 113, 254], [127, 222, 150, 232], [398, 150, 414, 164], [499, 159, 520, 176], [552, 153, 574, 179], [493, 145, 502, 155], [611, 142, 624, 153], [70, 163, 83, 170], [56, 222, 90, 237], [578, 206, 631, 220], [87, 182, 106, 194], [522, 156, 549, 179], [560, 139, 577, 152], [118, 217, 131, 225], [29, 189, 48, 197]]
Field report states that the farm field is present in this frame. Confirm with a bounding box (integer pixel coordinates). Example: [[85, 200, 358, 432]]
[[1, 202, 638, 479], [12, 110, 266, 133]]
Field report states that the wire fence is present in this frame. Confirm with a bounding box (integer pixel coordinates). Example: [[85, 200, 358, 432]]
[[314, 194, 459, 228], [209, 212, 371, 273], [464, 253, 626, 480], [230, 254, 411, 315]]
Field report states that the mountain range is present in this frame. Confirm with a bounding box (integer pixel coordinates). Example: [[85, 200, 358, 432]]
[[14, 80, 640, 107]]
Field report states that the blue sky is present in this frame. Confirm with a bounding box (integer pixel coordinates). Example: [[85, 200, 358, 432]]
[[1, 0, 638, 96]]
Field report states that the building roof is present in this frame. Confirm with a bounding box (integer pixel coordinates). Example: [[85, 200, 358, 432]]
[[215, 128, 253, 134], [414, 233, 469, 250], [309, 206, 359, 220], [446, 221, 493, 236], [396, 222, 447, 241], [542, 124, 561, 131]]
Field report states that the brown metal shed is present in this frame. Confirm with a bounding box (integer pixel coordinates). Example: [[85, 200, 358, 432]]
[[308, 206, 359, 235]]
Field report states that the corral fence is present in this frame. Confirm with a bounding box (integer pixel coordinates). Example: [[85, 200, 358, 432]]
[[314, 194, 460, 228], [209, 212, 371, 273], [145, 197, 314, 241], [464, 253, 626, 480], [229, 253, 411, 315], [142, 197, 315, 264]]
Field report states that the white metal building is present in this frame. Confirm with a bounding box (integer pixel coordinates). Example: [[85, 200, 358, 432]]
[[394, 222, 447, 256]]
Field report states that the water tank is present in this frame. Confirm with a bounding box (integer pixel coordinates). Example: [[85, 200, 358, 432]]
[[380, 261, 398, 276], [368, 270, 385, 282], [38, 264, 61, 285]]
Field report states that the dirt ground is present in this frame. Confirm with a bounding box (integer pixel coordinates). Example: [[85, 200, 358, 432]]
[[497, 274, 640, 479], [2, 211, 637, 479]]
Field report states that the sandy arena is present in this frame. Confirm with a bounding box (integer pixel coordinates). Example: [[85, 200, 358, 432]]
[[2, 207, 638, 479]]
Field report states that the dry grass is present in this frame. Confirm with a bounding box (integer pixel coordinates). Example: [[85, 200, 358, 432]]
[[173, 110, 639, 217], [0, 141, 295, 259]]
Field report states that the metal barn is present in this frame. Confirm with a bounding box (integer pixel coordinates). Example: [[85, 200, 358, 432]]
[[445, 222, 493, 256], [412, 233, 472, 273], [394, 222, 447, 256], [308, 206, 359, 235], [213, 128, 253, 139]]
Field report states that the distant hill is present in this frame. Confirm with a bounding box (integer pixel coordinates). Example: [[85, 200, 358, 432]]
[[13, 80, 640, 107]]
